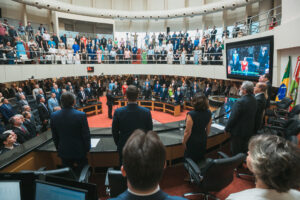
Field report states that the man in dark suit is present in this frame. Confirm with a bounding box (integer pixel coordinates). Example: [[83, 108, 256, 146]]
[[204, 84, 211, 97], [142, 84, 152, 100], [0, 98, 15, 125], [37, 97, 50, 132], [174, 87, 183, 104], [111, 130, 187, 200], [36, 89, 46, 104], [84, 84, 93, 99], [132, 77, 140, 89], [225, 81, 257, 155], [23, 111, 37, 138], [112, 85, 153, 164], [106, 90, 114, 119], [10, 115, 31, 144], [254, 82, 267, 133], [51, 92, 91, 170], [190, 85, 200, 98], [78, 87, 87, 106], [160, 84, 168, 101]]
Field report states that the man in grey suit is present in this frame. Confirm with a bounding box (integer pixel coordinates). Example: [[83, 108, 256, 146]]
[[18, 94, 29, 107], [112, 85, 153, 165], [225, 81, 257, 155]]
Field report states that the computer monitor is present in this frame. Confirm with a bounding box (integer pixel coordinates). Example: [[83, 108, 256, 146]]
[[0, 172, 36, 200], [224, 97, 238, 119], [35, 180, 87, 200], [45, 175, 98, 200], [0, 180, 21, 200]]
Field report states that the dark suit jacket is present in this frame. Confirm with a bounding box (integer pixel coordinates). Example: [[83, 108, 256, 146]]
[[254, 93, 266, 132], [143, 87, 152, 99], [0, 104, 15, 123], [12, 126, 31, 144], [84, 88, 93, 99], [106, 93, 114, 106], [77, 91, 86, 103], [109, 190, 187, 200], [266, 81, 272, 108], [204, 87, 211, 97], [38, 103, 50, 122], [225, 94, 257, 138], [36, 94, 45, 104], [160, 88, 168, 100], [112, 104, 153, 154], [50, 108, 91, 160], [23, 119, 37, 138], [174, 92, 183, 104]]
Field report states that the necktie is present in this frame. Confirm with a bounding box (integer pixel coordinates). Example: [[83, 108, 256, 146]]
[[20, 126, 26, 133]]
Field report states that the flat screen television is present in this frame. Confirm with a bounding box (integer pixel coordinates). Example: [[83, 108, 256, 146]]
[[226, 36, 274, 81]]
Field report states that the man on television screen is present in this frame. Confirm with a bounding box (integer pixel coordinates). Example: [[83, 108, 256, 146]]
[[232, 50, 240, 72], [258, 47, 269, 75]]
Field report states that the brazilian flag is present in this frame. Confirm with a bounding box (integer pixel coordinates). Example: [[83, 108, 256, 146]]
[[276, 56, 291, 101]]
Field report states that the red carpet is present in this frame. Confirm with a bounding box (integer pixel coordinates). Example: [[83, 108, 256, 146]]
[[88, 97, 188, 128]]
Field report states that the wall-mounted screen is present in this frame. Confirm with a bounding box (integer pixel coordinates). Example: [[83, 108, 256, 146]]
[[226, 36, 274, 81]]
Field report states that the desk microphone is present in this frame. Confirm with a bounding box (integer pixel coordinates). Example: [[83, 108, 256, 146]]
[[213, 109, 231, 120]]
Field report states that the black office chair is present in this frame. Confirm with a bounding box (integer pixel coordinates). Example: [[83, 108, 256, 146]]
[[263, 118, 300, 145], [20, 164, 92, 183], [105, 168, 127, 198], [184, 152, 246, 200], [265, 97, 294, 121]]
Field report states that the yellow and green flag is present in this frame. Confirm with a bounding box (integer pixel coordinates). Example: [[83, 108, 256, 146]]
[[276, 56, 291, 101]]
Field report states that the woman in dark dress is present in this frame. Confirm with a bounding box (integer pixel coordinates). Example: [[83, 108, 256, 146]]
[[182, 93, 212, 163]]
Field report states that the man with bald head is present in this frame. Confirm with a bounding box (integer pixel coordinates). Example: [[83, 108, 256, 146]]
[[254, 82, 267, 133]]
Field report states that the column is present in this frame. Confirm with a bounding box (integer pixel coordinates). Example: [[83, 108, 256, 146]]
[[184, 0, 189, 31], [22, 4, 28, 27], [129, 0, 132, 33], [201, 0, 206, 30], [48, 10, 53, 33], [258, 0, 272, 32], [164, 0, 168, 32], [146, 0, 150, 33]]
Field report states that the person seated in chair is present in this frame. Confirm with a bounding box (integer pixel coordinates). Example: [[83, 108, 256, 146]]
[[109, 129, 187, 200], [226, 134, 300, 200]]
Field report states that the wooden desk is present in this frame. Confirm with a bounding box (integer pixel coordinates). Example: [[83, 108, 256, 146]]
[[77, 102, 102, 116], [117, 100, 181, 116]]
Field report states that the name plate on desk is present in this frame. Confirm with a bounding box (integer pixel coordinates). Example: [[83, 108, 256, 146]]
[[91, 138, 100, 148]]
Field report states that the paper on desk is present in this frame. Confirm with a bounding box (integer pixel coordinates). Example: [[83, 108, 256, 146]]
[[211, 123, 225, 130], [91, 138, 100, 148]]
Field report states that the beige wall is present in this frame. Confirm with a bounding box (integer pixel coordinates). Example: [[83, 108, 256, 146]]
[[1, 0, 259, 32], [0, 64, 227, 83]]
